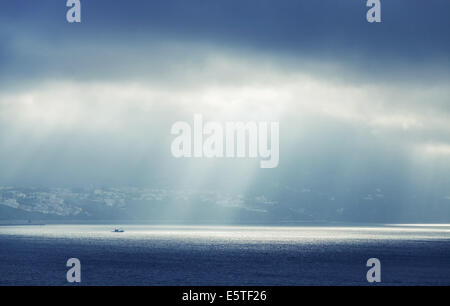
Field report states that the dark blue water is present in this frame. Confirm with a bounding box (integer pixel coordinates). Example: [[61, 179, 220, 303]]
[[0, 225, 449, 285]]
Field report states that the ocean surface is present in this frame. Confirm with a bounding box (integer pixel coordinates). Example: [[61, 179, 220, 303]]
[[0, 224, 449, 286]]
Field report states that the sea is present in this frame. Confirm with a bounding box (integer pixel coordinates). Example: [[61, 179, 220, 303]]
[[0, 224, 449, 286]]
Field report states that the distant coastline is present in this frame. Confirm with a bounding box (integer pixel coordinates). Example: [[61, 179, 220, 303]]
[[0, 223, 46, 226]]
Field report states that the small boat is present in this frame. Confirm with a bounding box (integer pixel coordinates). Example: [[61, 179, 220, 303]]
[[113, 228, 124, 233]]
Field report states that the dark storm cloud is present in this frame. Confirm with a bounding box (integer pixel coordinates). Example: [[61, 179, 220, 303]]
[[3, 0, 449, 54], [1, 0, 449, 86]]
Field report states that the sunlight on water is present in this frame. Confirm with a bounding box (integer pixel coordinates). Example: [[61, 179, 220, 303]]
[[1, 224, 450, 285], [1, 224, 449, 244]]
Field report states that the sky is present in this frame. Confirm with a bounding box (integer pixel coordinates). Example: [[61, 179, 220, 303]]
[[0, 0, 449, 222]]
